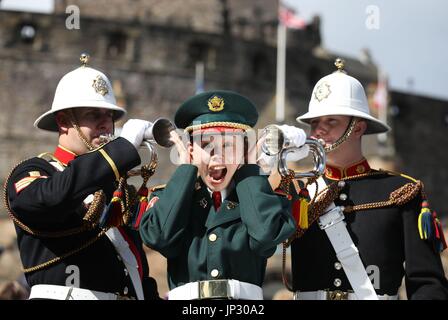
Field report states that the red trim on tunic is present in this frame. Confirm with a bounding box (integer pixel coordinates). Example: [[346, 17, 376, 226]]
[[117, 226, 144, 280], [193, 127, 245, 134], [54, 145, 77, 165], [325, 159, 371, 180]]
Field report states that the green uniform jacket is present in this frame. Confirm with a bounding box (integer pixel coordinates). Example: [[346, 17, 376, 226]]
[[139, 164, 296, 289]]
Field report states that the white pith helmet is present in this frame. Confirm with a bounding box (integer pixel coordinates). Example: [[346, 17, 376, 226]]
[[296, 58, 390, 134], [34, 53, 126, 131]]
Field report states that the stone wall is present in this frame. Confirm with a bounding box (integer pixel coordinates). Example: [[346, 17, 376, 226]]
[[391, 91, 448, 217], [55, 0, 279, 42], [0, 9, 353, 194]]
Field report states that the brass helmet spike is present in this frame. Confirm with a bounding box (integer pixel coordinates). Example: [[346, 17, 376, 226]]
[[334, 58, 346, 73], [80, 52, 90, 67]]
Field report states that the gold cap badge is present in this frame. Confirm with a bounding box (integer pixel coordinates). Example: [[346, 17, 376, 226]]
[[208, 96, 224, 112], [92, 75, 109, 96]]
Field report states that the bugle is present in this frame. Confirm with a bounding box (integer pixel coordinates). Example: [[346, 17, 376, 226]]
[[261, 124, 326, 179], [100, 117, 176, 177]]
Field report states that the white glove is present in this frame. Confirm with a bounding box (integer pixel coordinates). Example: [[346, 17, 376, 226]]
[[279, 125, 309, 162], [119, 119, 153, 149], [257, 152, 276, 174], [278, 124, 307, 149], [285, 144, 310, 162], [257, 125, 309, 173]]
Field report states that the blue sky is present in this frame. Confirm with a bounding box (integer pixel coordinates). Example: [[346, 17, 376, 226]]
[[285, 0, 448, 101], [0, 0, 54, 13]]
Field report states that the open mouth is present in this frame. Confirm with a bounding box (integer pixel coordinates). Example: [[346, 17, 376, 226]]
[[208, 165, 228, 184]]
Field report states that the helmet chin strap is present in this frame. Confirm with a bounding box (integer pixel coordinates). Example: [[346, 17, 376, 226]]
[[67, 110, 96, 152], [323, 117, 357, 153]]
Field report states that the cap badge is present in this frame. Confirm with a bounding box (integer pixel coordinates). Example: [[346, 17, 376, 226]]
[[314, 82, 331, 102], [92, 75, 109, 96], [208, 96, 225, 112]]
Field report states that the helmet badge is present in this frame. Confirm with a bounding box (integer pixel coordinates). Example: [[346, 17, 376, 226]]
[[92, 75, 109, 96], [314, 82, 331, 102], [208, 96, 225, 112]]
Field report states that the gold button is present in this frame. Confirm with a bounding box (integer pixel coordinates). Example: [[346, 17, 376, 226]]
[[210, 269, 219, 278], [334, 262, 342, 270], [339, 193, 348, 201], [356, 165, 365, 174], [123, 286, 129, 295], [208, 233, 217, 242]]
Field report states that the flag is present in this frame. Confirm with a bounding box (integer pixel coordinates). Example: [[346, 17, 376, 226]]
[[373, 72, 388, 112], [279, 2, 306, 29], [373, 71, 389, 143]]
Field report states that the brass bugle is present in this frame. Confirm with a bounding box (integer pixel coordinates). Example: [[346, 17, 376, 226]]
[[100, 118, 177, 177]]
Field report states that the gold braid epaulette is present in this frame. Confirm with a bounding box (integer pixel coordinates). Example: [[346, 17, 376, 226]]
[[3, 157, 107, 237], [3, 157, 110, 273], [286, 170, 423, 244]]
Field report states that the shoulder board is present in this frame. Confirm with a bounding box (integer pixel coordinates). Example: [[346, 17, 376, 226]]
[[38, 152, 65, 171], [150, 184, 166, 192], [38, 152, 62, 164]]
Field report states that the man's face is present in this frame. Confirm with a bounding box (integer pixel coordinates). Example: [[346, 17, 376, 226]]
[[190, 131, 245, 192], [59, 107, 114, 154], [309, 115, 352, 147]]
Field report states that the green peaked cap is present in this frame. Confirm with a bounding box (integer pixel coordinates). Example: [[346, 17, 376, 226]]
[[174, 90, 258, 132]]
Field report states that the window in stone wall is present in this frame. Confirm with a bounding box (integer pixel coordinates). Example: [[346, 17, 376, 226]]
[[106, 31, 128, 59], [306, 66, 323, 87], [17, 23, 37, 45], [252, 52, 271, 80], [188, 41, 209, 68]]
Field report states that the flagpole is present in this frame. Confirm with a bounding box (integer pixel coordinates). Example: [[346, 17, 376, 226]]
[[275, 22, 287, 123], [195, 61, 205, 94], [377, 71, 388, 144]]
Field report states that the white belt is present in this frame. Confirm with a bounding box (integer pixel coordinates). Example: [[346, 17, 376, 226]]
[[308, 175, 378, 300], [318, 205, 378, 300], [105, 228, 144, 300], [168, 279, 263, 300], [294, 290, 398, 300], [29, 284, 135, 300]]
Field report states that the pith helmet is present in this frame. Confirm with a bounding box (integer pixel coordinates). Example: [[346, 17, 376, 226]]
[[34, 53, 126, 131], [296, 58, 390, 134]]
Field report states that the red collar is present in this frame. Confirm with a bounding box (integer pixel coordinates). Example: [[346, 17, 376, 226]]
[[54, 145, 77, 166], [325, 159, 371, 180]]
